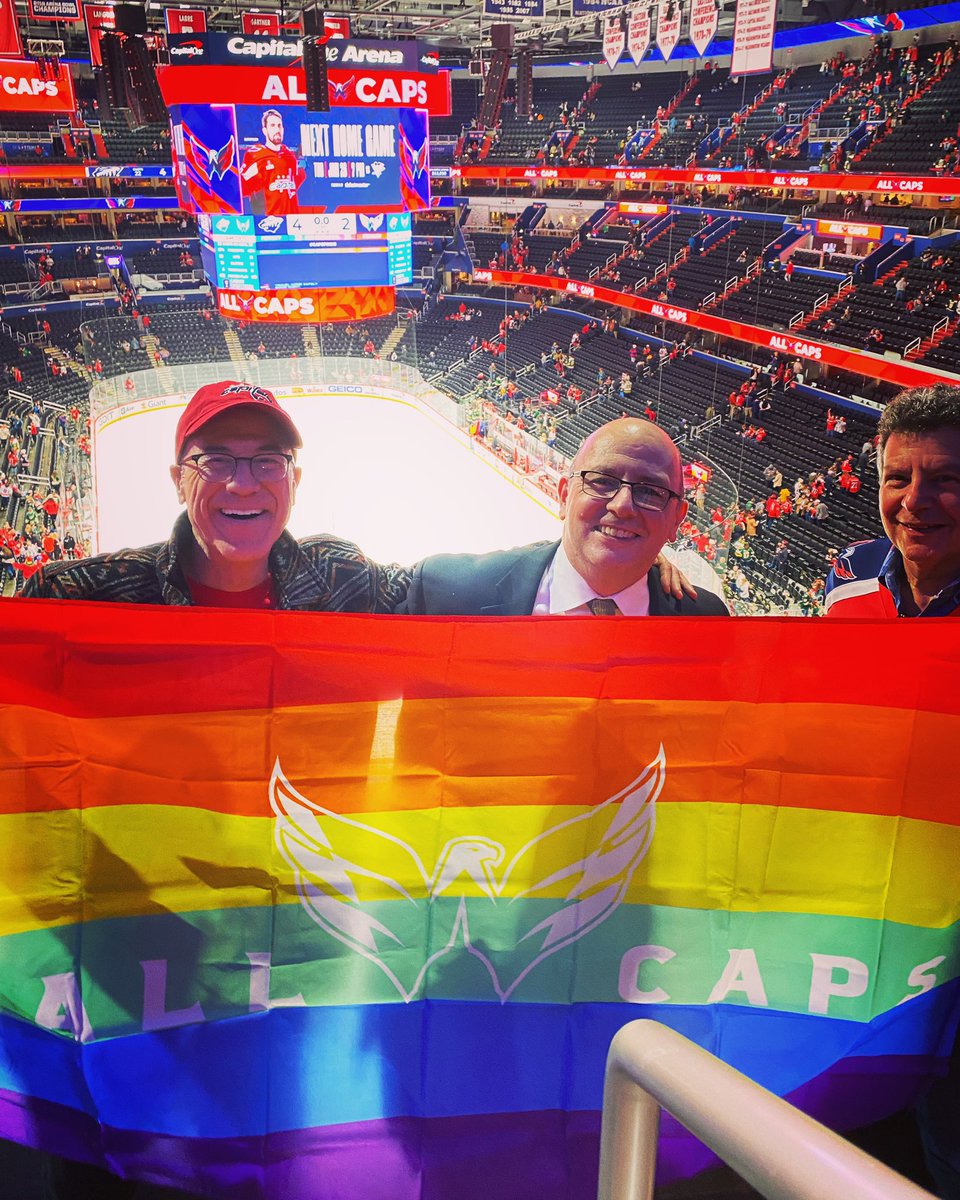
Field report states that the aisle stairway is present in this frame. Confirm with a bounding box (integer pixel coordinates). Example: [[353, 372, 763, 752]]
[[222, 326, 249, 372], [302, 326, 322, 358], [379, 325, 406, 359], [142, 333, 176, 393], [45, 345, 93, 383]]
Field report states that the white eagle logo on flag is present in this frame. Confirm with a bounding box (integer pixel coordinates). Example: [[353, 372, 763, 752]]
[[271, 746, 662, 1003]]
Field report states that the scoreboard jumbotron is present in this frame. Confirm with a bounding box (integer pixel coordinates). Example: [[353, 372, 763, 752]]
[[157, 36, 446, 323]]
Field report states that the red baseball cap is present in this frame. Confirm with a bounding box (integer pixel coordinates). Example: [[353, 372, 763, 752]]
[[175, 381, 302, 460]]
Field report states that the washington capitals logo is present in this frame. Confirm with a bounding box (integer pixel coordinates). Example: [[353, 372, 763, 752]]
[[223, 383, 272, 401], [401, 135, 429, 179], [203, 136, 235, 180], [271, 746, 663, 1003], [330, 75, 354, 102], [831, 548, 860, 581], [182, 110, 242, 213], [358, 213, 384, 232]]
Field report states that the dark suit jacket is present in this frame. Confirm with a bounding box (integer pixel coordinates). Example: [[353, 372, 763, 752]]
[[399, 541, 729, 616]]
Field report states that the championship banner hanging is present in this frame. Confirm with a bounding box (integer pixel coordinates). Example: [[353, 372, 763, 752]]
[[688, 0, 718, 56], [627, 3, 650, 67], [165, 7, 206, 33], [27, 0, 82, 22], [656, 0, 681, 61], [241, 10, 280, 35], [0, 0, 23, 57], [731, 0, 777, 74], [603, 12, 625, 70], [483, 0, 545, 16], [0, 604, 958, 1200]]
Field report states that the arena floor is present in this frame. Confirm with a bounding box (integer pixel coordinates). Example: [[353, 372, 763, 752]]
[[93, 390, 561, 563]]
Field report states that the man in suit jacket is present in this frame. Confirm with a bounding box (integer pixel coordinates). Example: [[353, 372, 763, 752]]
[[402, 417, 728, 616]]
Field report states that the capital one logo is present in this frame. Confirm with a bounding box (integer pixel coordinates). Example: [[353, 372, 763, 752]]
[[271, 746, 663, 1002]]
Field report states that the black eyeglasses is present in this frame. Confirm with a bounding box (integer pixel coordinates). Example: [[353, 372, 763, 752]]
[[179, 453, 294, 483], [574, 470, 683, 512]]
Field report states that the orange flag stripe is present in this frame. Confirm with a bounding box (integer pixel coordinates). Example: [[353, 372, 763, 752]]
[[2, 696, 958, 826]]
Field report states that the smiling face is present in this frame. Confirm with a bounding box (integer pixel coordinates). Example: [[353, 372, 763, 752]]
[[879, 427, 960, 599], [558, 419, 688, 597], [170, 407, 301, 590]]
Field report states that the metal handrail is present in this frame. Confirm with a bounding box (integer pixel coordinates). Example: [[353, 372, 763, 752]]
[[597, 1020, 937, 1200]]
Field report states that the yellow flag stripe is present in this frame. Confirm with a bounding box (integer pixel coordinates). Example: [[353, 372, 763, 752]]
[[0, 801, 955, 936]]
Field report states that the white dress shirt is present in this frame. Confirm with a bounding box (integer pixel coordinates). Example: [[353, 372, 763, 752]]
[[532, 543, 650, 615]]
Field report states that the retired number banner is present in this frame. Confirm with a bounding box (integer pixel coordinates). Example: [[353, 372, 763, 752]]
[[83, 2, 115, 68], [240, 10, 279, 35], [1, 603, 958, 1199], [164, 7, 206, 34]]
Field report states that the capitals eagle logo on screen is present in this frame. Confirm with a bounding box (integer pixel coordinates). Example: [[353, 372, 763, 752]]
[[398, 117, 430, 211], [330, 76, 354, 102], [179, 105, 243, 214]]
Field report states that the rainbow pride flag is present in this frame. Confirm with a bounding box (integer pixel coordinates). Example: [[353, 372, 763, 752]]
[[1, 601, 958, 1199]]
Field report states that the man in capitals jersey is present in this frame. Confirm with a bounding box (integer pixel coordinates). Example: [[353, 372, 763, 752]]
[[240, 109, 306, 215], [826, 384, 960, 619]]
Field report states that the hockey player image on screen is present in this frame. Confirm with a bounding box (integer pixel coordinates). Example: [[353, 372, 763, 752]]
[[240, 109, 306, 215]]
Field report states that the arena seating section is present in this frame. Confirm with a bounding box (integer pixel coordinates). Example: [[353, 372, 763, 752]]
[[5, 29, 960, 610]]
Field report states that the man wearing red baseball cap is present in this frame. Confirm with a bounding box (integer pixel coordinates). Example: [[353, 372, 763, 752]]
[[24, 381, 409, 610]]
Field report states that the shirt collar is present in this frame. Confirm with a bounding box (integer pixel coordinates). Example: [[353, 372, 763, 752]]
[[880, 543, 960, 616], [541, 542, 651, 615]]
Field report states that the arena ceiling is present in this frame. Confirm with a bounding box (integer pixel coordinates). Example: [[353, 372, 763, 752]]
[[14, 0, 818, 63]]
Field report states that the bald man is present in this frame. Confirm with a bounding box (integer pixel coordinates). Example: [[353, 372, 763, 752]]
[[401, 418, 728, 615]]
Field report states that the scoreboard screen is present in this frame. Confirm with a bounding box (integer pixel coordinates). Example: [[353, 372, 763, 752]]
[[166, 79, 429, 321], [198, 211, 412, 290]]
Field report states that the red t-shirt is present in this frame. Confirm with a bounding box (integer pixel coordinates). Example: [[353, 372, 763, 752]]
[[186, 576, 277, 608]]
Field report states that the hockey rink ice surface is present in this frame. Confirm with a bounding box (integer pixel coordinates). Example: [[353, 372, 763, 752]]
[[93, 390, 562, 564]]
